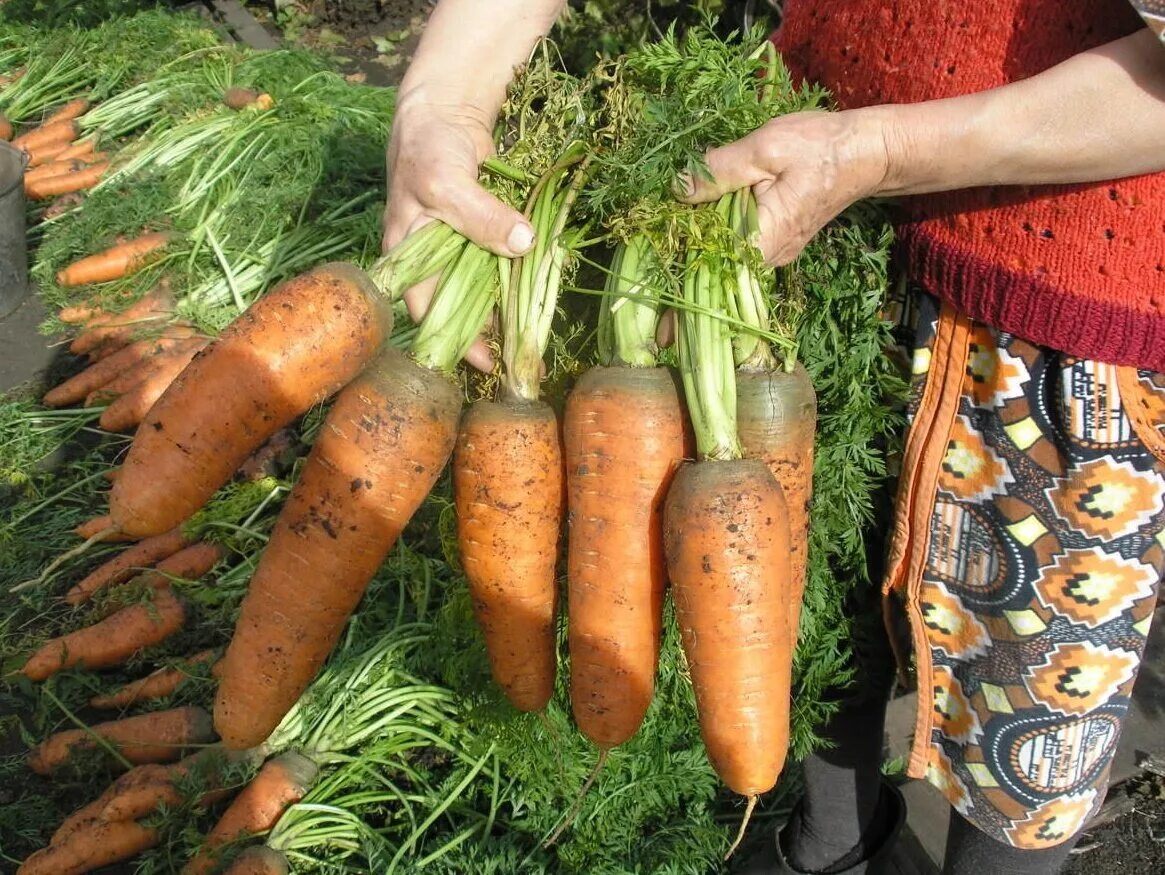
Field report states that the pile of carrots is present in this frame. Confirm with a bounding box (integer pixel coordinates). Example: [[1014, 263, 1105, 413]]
[[5, 98, 111, 200]]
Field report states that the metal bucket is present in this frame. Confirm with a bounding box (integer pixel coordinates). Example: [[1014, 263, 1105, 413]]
[[0, 140, 30, 319]]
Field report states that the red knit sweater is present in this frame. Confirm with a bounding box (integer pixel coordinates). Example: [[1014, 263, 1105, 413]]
[[775, 0, 1165, 371]]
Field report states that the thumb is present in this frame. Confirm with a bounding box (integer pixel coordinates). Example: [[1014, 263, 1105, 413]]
[[438, 177, 535, 258], [675, 134, 767, 205]]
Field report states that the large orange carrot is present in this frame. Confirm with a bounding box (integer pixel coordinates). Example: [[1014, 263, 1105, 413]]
[[27, 705, 215, 774], [74, 514, 137, 542], [69, 283, 175, 356], [17, 819, 158, 875], [21, 585, 186, 680], [99, 338, 209, 432], [736, 364, 816, 644], [44, 331, 189, 407], [565, 238, 690, 748], [111, 262, 393, 539], [64, 525, 192, 605], [56, 231, 175, 288], [220, 847, 290, 875], [12, 118, 77, 152], [214, 347, 463, 749], [182, 752, 317, 875], [91, 649, 219, 709], [25, 161, 108, 199], [455, 400, 563, 712]]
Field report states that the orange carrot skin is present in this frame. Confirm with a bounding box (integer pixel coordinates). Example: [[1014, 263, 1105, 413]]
[[101, 746, 261, 822], [24, 154, 105, 185], [50, 784, 122, 845], [64, 525, 192, 605], [664, 459, 793, 796], [455, 398, 564, 713], [182, 752, 318, 875], [565, 366, 690, 747], [27, 705, 215, 775], [736, 364, 816, 645], [25, 140, 67, 167], [56, 231, 174, 288], [85, 335, 201, 405], [55, 137, 98, 162], [99, 338, 208, 432], [90, 649, 219, 709], [25, 160, 107, 199], [20, 585, 186, 681], [74, 514, 137, 542], [17, 818, 158, 875], [41, 97, 90, 127], [69, 284, 175, 356], [12, 118, 77, 151], [214, 347, 461, 749], [153, 541, 225, 582], [112, 262, 393, 539], [220, 846, 290, 875], [0, 113, 11, 141]]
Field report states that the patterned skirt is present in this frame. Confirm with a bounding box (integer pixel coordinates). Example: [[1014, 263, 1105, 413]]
[[883, 285, 1165, 849]]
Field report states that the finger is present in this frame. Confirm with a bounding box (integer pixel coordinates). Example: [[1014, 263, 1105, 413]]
[[424, 175, 535, 258], [655, 309, 676, 348], [676, 132, 770, 204], [402, 273, 440, 326]]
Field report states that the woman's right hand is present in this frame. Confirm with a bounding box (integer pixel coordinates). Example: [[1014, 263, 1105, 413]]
[[382, 91, 534, 371]]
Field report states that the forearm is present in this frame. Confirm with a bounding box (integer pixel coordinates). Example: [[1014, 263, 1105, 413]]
[[399, 0, 564, 122], [874, 28, 1165, 195]]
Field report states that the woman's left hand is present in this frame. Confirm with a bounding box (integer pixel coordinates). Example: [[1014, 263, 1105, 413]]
[[679, 108, 893, 265]]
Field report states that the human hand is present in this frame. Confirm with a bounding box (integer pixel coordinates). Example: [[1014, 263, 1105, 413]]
[[678, 108, 892, 265], [382, 91, 535, 371]]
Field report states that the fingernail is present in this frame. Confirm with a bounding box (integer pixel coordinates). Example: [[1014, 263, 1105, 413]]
[[672, 171, 695, 199], [507, 223, 535, 255]]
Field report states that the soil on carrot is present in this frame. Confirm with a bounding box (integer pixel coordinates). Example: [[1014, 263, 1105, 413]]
[[1062, 774, 1165, 874]]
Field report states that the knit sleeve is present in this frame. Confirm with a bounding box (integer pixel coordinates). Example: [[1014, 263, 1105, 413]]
[[1129, 0, 1165, 43]]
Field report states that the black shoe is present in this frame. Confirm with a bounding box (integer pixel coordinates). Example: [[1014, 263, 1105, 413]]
[[731, 780, 906, 875]]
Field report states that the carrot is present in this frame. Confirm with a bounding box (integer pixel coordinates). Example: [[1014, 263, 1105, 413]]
[[564, 238, 690, 748], [220, 847, 290, 875], [50, 784, 122, 845], [111, 262, 393, 539], [99, 338, 209, 432], [17, 818, 158, 875], [100, 746, 258, 822], [25, 153, 106, 185], [25, 161, 108, 199], [55, 137, 98, 162], [20, 585, 186, 680], [153, 541, 225, 582], [44, 329, 191, 407], [182, 752, 318, 875], [40, 190, 84, 220], [25, 140, 68, 167], [27, 705, 215, 774], [563, 371, 684, 741], [56, 231, 175, 288], [74, 514, 137, 542], [0, 112, 11, 141], [69, 284, 175, 356], [214, 346, 463, 749], [41, 97, 90, 127], [85, 335, 200, 405], [736, 363, 816, 645], [90, 650, 218, 710], [12, 118, 77, 152], [64, 525, 192, 605], [454, 399, 564, 712]]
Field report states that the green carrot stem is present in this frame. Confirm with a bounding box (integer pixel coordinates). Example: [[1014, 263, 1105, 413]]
[[366, 222, 464, 302], [410, 242, 499, 373], [729, 189, 778, 371], [598, 234, 662, 368], [677, 247, 742, 462]]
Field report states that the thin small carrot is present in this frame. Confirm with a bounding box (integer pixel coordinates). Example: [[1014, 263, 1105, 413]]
[[25, 140, 68, 168], [56, 231, 175, 288], [27, 705, 215, 774], [182, 752, 318, 875], [74, 514, 137, 542], [220, 847, 290, 875], [91, 649, 219, 710], [100, 746, 258, 822], [0, 112, 11, 141], [20, 585, 186, 680], [17, 818, 158, 875], [85, 334, 199, 402], [50, 785, 121, 845], [99, 338, 208, 432], [12, 118, 77, 152], [69, 283, 175, 356], [24, 153, 106, 186], [55, 137, 98, 162], [44, 329, 191, 408], [25, 161, 108, 199], [152, 541, 225, 582], [40, 97, 90, 127], [64, 525, 192, 605]]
